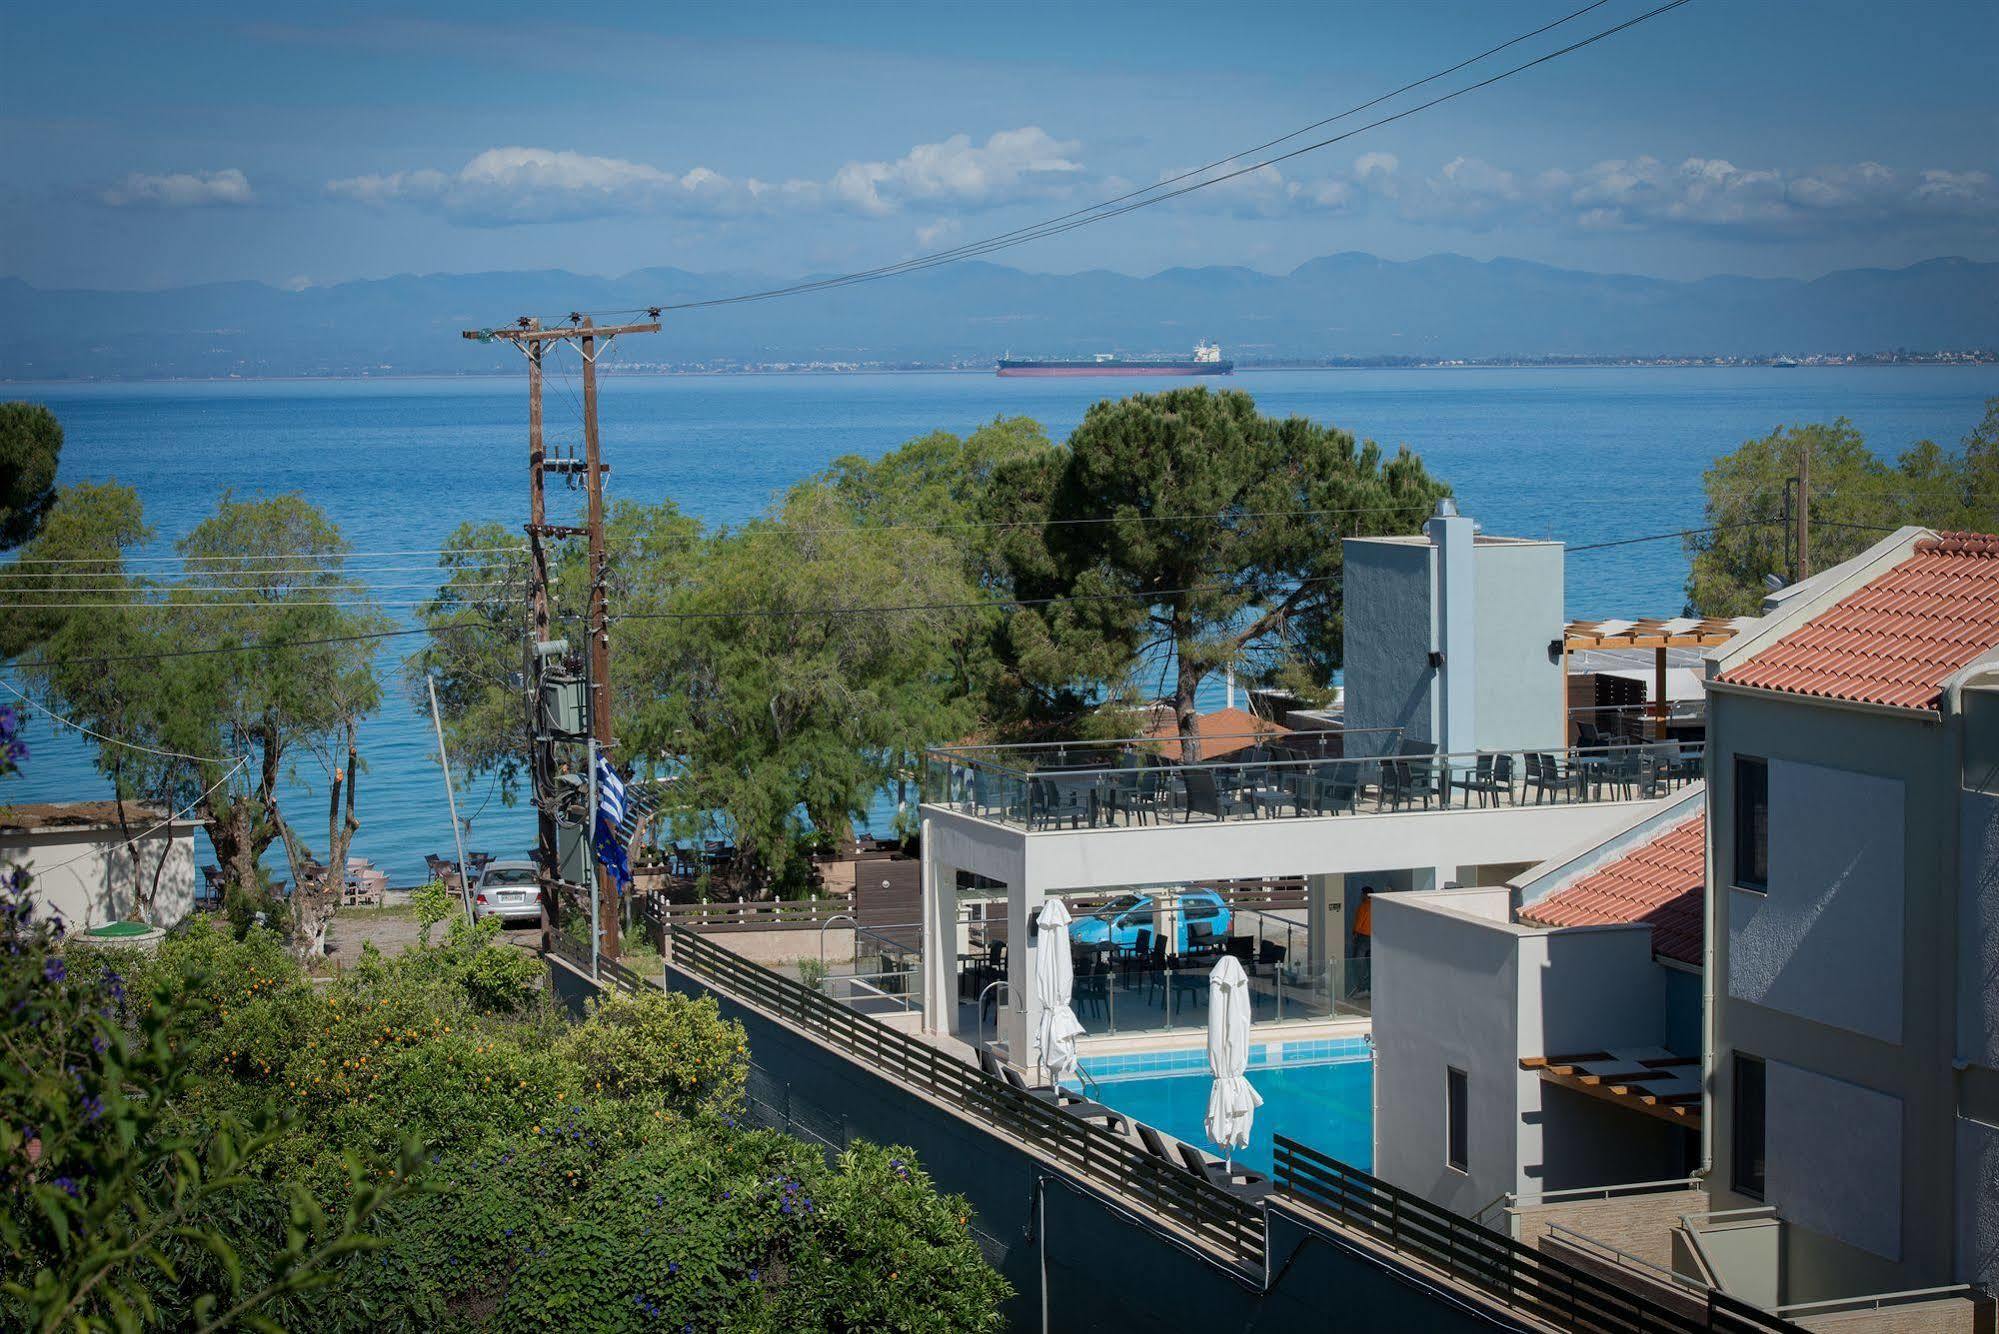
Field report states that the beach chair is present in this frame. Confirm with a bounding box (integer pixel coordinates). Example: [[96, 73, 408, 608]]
[[1174, 1140, 1273, 1200], [998, 1061, 1127, 1132]]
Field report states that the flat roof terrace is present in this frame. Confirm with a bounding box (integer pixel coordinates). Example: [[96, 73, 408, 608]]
[[922, 725, 1704, 836]]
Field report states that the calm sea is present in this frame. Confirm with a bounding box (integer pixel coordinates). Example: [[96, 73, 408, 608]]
[[7, 366, 1997, 886]]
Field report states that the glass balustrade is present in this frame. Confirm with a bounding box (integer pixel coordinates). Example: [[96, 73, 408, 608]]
[[923, 723, 1705, 832]]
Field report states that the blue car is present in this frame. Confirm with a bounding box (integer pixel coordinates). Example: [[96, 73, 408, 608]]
[[1068, 890, 1231, 956]]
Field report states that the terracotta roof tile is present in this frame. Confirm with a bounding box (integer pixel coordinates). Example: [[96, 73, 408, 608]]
[[1519, 813, 1704, 966], [1146, 706, 1290, 760], [1716, 533, 1999, 711]]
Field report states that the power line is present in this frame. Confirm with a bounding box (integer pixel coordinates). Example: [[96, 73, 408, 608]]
[[571, 0, 1617, 321], [564, 0, 1692, 318], [0, 598, 477, 611], [1567, 516, 1775, 552], [0, 678, 238, 764], [0, 581, 523, 596], [2, 562, 523, 580], [613, 576, 1344, 622], [0, 519, 1753, 659], [26, 757, 251, 880], [0, 545, 525, 568]]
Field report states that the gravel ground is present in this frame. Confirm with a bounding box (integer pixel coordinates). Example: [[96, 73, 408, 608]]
[[324, 907, 540, 965]]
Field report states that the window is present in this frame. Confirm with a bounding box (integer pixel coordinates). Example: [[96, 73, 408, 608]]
[[1090, 894, 1143, 922], [1734, 755, 1769, 892], [1185, 901, 1219, 921], [1446, 1067, 1469, 1173], [1732, 1053, 1766, 1199]]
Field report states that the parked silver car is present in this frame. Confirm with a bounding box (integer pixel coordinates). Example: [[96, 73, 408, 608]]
[[473, 860, 542, 924]]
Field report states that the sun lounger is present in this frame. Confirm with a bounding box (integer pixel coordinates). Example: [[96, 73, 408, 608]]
[[1174, 1140, 1273, 1201], [993, 1055, 1128, 1132]]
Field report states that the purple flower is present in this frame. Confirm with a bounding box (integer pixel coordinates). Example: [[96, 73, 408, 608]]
[[43, 958, 65, 984], [53, 1176, 80, 1199], [81, 1095, 103, 1122]]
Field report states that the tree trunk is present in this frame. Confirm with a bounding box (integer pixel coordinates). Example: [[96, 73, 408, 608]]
[[1171, 610, 1202, 764]]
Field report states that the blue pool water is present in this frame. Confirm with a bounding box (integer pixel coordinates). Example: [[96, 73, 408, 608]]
[[1075, 1041, 1374, 1177]]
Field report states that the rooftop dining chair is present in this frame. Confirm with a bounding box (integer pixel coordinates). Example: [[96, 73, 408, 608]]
[[1381, 757, 1435, 811], [1525, 751, 1581, 804], [1180, 767, 1255, 822], [1074, 954, 1109, 1020], [1449, 753, 1515, 808]]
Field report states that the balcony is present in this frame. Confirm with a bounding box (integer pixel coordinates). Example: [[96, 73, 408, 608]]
[[922, 725, 1706, 834]]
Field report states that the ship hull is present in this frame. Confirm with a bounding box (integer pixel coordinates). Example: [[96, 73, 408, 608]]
[[996, 360, 1233, 377]]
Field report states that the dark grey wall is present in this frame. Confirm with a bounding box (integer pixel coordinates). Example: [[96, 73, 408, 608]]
[[662, 965, 1517, 1332]]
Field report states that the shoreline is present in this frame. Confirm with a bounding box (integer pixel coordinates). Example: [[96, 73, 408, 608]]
[[7, 360, 1997, 388]]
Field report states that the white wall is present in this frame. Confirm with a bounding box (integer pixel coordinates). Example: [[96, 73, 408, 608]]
[[1727, 758, 1905, 1044], [1372, 888, 1521, 1215], [1471, 542, 1566, 756], [3, 826, 198, 929], [1767, 1060, 1903, 1262], [1373, 885, 1682, 1217], [952, 798, 1655, 895]]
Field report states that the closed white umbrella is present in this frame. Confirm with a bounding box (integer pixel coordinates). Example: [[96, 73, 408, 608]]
[[1034, 898, 1087, 1085], [1204, 954, 1263, 1170]]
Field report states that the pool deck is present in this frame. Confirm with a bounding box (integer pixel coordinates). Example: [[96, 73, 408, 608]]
[[1077, 1015, 1370, 1059]]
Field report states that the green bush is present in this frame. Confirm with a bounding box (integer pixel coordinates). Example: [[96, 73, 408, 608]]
[[16, 905, 1009, 1331], [555, 987, 748, 1117], [412, 878, 455, 944]]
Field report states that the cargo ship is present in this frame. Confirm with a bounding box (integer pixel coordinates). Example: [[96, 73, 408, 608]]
[[996, 342, 1232, 378]]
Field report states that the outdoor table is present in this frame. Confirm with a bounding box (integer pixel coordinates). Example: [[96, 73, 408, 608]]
[[1570, 748, 1615, 800], [1043, 774, 1109, 827]]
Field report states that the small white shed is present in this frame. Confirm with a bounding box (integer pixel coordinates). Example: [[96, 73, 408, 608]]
[[0, 801, 203, 930]]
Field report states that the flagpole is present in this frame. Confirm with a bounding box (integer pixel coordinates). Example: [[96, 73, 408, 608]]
[[586, 737, 601, 982], [427, 675, 475, 923]]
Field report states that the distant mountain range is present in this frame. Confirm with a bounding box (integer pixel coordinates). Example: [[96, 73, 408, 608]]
[[3, 253, 1995, 379]]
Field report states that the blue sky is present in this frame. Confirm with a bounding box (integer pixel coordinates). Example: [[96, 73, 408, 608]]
[[4, 0, 1995, 291]]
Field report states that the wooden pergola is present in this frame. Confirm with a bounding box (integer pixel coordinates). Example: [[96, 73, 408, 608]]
[[1520, 1050, 1702, 1128], [1563, 617, 1746, 733]]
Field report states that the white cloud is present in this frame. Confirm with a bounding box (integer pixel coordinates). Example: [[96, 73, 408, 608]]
[[915, 217, 962, 248], [325, 147, 715, 225], [100, 168, 254, 208], [1322, 151, 1999, 236], [1155, 163, 1356, 218], [1352, 152, 1398, 182], [327, 128, 1085, 227], [825, 127, 1082, 216]]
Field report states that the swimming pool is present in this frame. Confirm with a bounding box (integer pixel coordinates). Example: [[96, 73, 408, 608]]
[[1072, 1038, 1373, 1177]]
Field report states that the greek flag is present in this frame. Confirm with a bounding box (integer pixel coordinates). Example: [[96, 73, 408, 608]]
[[593, 755, 632, 894]]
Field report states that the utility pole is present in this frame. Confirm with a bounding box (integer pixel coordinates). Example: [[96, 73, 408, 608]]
[[1795, 441, 1812, 583], [579, 318, 618, 957], [461, 312, 658, 962]]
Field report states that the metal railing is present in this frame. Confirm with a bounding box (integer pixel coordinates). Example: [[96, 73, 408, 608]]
[[1772, 1284, 1993, 1321], [670, 924, 1267, 1270], [1272, 1135, 1799, 1334], [924, 737, 1705, 832], [1545, 1221, 1710, 1295], [1474, 1176, 1707, 1231], [641, 895, 850, 949]]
